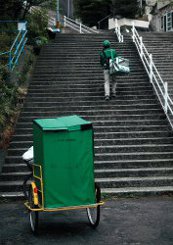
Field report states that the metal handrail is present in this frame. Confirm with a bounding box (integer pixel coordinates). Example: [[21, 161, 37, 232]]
[[64, 16, 99, 34], [131, 23, 173, 129], [97, 14, 111, 29], [0, 29, 27, 71], [114, 19, 123, 43]]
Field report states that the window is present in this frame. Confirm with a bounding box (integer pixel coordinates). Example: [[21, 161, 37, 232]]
[[162, 12, 173, 31], [167, 12, 172, 31], [161, 16, 163, 29]]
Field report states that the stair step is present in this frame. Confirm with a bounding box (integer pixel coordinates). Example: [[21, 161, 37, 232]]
[[20, 109, 163, 117], [95, 176, 173, 188], [11, 131, 173, 142], [0, 191, 24, 198], [95, 152, 173, 161], [14, 125, 170, 134], [25, 95, 158, 102], [94, 144, 173, 153], [8, 137, 173, 149], [0, 172, 30, 181], [6, 144, 173, 156], [95, 159, 173, 168], [23, 104, 161, 112], [95, 167, 173, 177], [0, 181, 25, 192], [2, 163, 28, 172], [101, 186, 173, 196], [15, 119, 169, 127]]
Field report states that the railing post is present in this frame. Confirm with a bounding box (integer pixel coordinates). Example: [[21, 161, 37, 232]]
[[115, 19, 123, 43], [8, 51, 12, 71], [80, 23, 82, 33], [132, 22, 135, 42], [164, 82, 168, 114], [64, 16, 66, 27], [115, 19, 118, 32], [118, 27, 120, 42], [149, 54, 153, 84], [140, 37, 143, 58]]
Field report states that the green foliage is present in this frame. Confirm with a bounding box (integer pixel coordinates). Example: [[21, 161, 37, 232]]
[[0, 66, 10, 82], [41, 0, 57, 11], [22, 0, 48, 18], [0, 32, 15, 53], [0, 81, 18, 127], [74, 0, 112, 27], [112, 0, 139, 18], [26, 8, 49, 54], [26, 8, 48, 42], [74, 0, 140, 26], [0, 0, 23, 20], [34, 36, 48, 47], [17, 51, 35, 85], [0, 49, 35, 143], [0, 0, 48, 20]]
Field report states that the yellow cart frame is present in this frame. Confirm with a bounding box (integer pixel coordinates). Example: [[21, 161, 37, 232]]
[[24, 163, 104, 234]]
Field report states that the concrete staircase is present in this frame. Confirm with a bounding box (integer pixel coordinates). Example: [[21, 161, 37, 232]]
[[1, 32, 173, 198], [140, 32, 173, 99]]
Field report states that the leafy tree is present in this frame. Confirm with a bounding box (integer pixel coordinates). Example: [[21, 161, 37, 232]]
[[22, 0, 48, 19], [0, 0, 48, 20], [74, 0, 140, 27], [0, 0, 23, 19], [74, 0, 112, 27], [111, 0, 139, 18], [26, 8, 48, 40]]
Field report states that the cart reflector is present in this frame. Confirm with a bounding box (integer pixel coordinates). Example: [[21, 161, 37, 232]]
[[34, 187, 38, 194]]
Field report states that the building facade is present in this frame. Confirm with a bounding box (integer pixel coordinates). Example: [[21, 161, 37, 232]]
[[149, 0, 173, 31]]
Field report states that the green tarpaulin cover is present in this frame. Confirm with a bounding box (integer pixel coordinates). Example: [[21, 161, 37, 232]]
[[33, 115, 96, 209]]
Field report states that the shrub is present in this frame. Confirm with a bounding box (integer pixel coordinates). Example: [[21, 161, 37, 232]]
[[0, 65, 10, 82], [0, 82, 18, 127], [26, 8, 49, 44], [33, 36, 48, 54]]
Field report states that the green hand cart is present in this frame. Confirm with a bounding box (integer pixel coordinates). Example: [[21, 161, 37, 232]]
[[24, 115, 104, 234]]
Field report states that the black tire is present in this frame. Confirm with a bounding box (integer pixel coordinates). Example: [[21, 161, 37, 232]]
[[28, 185, 39, 234], [86, 184, 101, 228], [23, 160, 33, 199], [23, 173, 32, 199]]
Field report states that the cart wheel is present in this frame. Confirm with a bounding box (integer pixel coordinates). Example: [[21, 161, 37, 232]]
[[28, 185, 39, 234], [86, 184, 101, 228]]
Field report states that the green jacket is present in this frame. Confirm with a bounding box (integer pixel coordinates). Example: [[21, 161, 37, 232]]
[[100, 48, 117, 70]]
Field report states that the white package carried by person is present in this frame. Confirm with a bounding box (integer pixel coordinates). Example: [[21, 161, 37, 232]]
[[109, 57, 130, 75]]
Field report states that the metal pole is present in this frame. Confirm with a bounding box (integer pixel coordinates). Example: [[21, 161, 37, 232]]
[[80, 23, 82, 33], [140, 0, 142, 9], [140, 0, 143, 15], [64, 16, 66, 27], [165, 82, 168, 114], [115, 19, 117, 31], [132, 22, 135, 42], [140, 37, 143, 57], [149, 54, 153, 84], [8, 51, 12, 71], [67, 0, 70, 17], [56, 0, 60, 28]]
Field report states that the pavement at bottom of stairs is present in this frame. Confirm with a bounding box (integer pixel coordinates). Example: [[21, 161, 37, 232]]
[[1, 196, 173, 245]]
